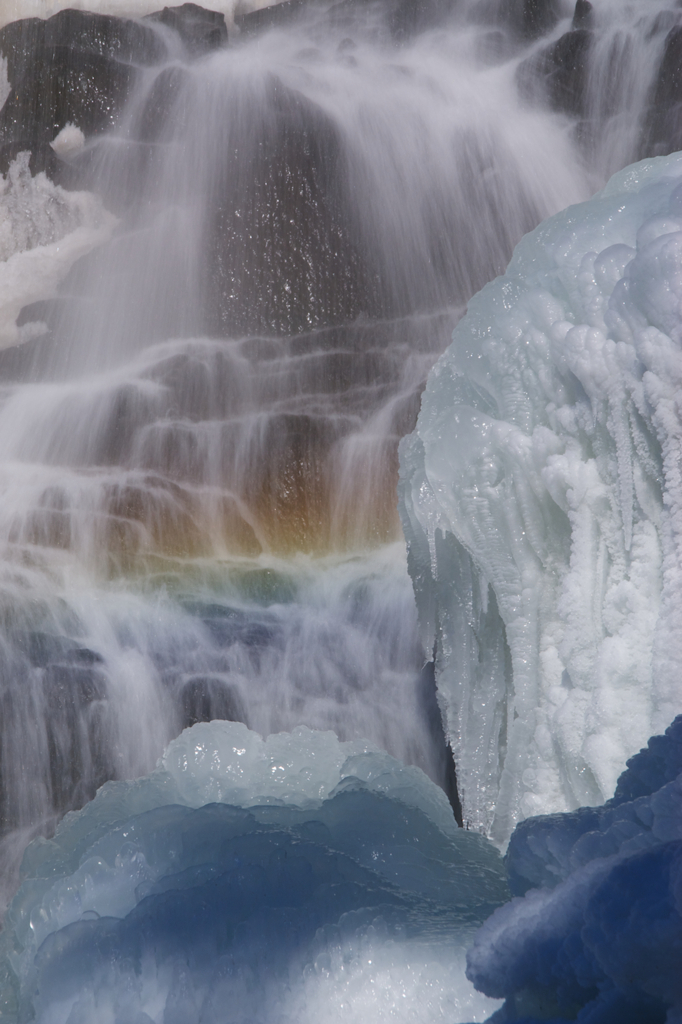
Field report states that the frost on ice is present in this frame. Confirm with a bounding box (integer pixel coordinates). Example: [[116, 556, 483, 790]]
[[0, 721, 507, 1024], [0, 152, 115, 348], [399, 150, 682, 845]]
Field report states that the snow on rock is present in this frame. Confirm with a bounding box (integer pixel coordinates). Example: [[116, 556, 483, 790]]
[[49, 123, 86, 159], [0, 152, 116, 347], [0, 720, 508, 1024], [399, 150, 682, 845]]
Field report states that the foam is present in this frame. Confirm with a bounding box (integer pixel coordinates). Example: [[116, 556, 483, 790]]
[[0, 153, 116, 348]]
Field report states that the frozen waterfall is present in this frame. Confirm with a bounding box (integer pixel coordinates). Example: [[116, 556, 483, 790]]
[[400, 151, 682, 844], [0, 0, 597, 904], [1, 0, 682, 1019]]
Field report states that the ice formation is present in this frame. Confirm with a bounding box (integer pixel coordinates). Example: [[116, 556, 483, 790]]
[[399, 150, 682, 845], [0, 721, 507, 1024], [467, 715, 682, 1022], [0, 153, 115, 347]]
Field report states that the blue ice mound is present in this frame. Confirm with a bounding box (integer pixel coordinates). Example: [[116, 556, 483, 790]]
[[0, 722, 508, 1024], [399, 149, 682, 844], [505, 714, 682, 896], [466, 716, 682, 1023]]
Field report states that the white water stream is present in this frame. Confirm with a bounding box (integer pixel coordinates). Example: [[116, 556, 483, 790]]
[[0, 0, 678, 908]]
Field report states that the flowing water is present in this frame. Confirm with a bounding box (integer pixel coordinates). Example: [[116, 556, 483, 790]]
[[0, 0, 678, 909]]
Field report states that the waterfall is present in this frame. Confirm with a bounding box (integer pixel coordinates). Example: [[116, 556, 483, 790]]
[[1, 0, 681, 896], [1, 0, 682, 1020], [0, 0, 597, 904]]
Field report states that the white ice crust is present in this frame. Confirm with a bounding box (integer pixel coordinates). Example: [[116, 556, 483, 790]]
[[0, 153, 116, 348], [399, 150, 682, 845]]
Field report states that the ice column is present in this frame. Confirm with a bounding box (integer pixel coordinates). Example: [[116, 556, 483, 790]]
[[400, 151, 682, 844]]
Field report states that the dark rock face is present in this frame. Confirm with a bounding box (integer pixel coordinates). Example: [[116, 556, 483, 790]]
[[644, 25, 682, 155], [234, 0, 459, 42], [468, 0, 562, 43], [0, 10, 166, 175], [385, 0, 459, 39], [0, 6, 228, 177], [146, 3, 228, 55], [234, 0, 313, 37], [203, 83, 387, 337], [512, 2, 682, 165], [571, 0, 592, 30], [0, 633, 112, 831], [0, 9, 165, 87], [179, 676, 247, 728], [506, 0, 563, 41], [518, 26, 593, 118]]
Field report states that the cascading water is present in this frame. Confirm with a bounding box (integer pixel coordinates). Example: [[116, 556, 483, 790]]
[[0, 0, 600, 909], [0, 0, 682, 1019]]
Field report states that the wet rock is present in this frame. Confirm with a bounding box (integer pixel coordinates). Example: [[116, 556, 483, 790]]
[[42, 662, 111, 815], [189, 604, 280, 649], [644, 24, 682, 155], [0, 9, 166, 176], [386, 0, 459, 40], [44, 664, 107, 709], [518, 26, 592, 118], [135, 65, 192, 142], [571, 0, 592, 30], [205, 81, 387, 337], [245, 411, 348, 548], [502, 0, 563, 41], [0, 5, 227, 178], [235, 0, 459, 41], [146, 3, 228, 55], [234, 0, 312, 37], [0, 10, 165, 89], [179, 676, 247, 728]]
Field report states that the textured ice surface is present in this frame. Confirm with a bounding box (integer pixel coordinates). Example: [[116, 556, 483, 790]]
[[467, 716, 682, 1023], [0, 721, 508, 1023], [399, 150, 682, 845], [0, 153, 115, 347]]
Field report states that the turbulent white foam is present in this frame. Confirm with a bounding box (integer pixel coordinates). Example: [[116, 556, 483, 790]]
[[0, 154, 116, 347], [400, 150, 682, 845], [0, 721, 507, 1024], [50, 124, 86, 160]]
